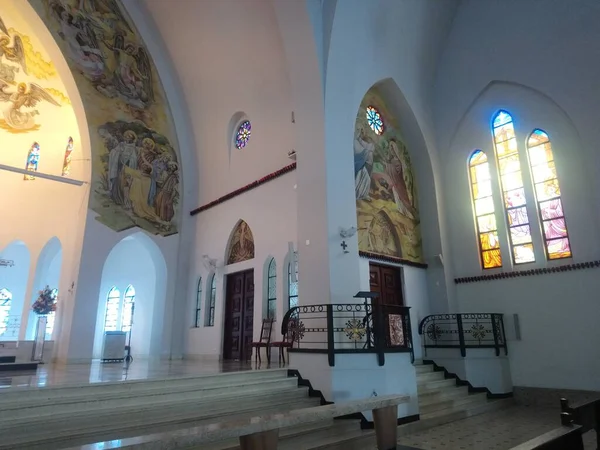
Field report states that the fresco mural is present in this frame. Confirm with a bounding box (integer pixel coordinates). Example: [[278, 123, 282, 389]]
[[227, 220, 255, 265], [30, 0, 181, 236], [0, 15, 69, 134], [354, 88, 424, 263]]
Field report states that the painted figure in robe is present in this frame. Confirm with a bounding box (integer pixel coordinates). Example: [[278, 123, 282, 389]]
[[62, 137, 74, 176], [354, 126, 375, 201], [108, 129, 138, 204], [384, 140, 416, 219]]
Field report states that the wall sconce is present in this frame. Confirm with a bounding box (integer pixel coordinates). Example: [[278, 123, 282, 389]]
[[339, 227, 356, 254], [202, 254, 218, 272]]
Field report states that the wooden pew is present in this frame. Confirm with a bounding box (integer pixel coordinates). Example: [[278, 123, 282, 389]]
[[508, 426, 585, 450], [77, 394, 410, 450]]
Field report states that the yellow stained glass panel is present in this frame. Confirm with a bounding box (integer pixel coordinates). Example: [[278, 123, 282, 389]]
[[531, 161, 557, 184], [494, 124, 516, 144], [472, 180, 492, 199], [482, 249, 502, 269], [547, 238, 571, 259], [470, 150, 487, 166], [470, 162, 491, 184], [480, 232, 500, 250], [501, 170, 523, 191], [535, 179, 561, 201], [528, 143, 554, 166], [495, 138, 518, 157], [498, 153, 521, 174], [528, 129, 549, 147], [477, 213, 497, 232], [475, 196, 495, 216]]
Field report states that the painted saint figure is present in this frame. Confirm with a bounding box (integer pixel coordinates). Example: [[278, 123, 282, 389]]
[[107, 129, 138, 204], [354, 126, 375, 201], [24, 142, 41, 180], [385, 140, 416, 219], [62, 137, 74, 176]]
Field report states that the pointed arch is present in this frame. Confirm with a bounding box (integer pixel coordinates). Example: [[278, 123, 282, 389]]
[[492, 110, 535, 264], [526, 129, 571, 259], [226, 220, 255, 264], [468, 149, 502, 269], [104, 287, 121, 332]]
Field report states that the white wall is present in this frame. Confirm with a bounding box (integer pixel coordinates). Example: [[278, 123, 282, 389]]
[[0, 242, 30, 340], [434, 0, 600, 390]]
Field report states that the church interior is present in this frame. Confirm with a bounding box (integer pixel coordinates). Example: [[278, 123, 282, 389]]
[[0, 0, 598, 449]]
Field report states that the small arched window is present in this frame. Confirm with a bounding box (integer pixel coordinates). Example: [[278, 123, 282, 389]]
[[206, 275, 216, 327], [194, 277, 202, 327], [469, 150, 502, 269], [492, 110, 536, 264], [527, 129, 571, 259], [46, 288, 58, 340], [0, 289, 12, 336], [24, 142, 41, 180], [121, 285, 135, 333], [287, 260, 298, 311], [267, 258, 276, 319], [104, 287, 120, 331]]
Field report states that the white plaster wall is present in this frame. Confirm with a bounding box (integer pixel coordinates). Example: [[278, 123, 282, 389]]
[[434, 0, 600, 391], [185, 172, 297, 358], [0, 242, 31, 340]]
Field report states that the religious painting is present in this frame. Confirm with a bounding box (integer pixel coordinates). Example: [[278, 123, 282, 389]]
[[0, 15, 69, 134], [31, 0, 181, 236], [24, 141, 40, 180], [227, 220, 255, 265], [354, 88, 424, 263]]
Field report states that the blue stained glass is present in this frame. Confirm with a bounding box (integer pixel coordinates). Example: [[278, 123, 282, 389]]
[[235, 120, 252, 150], [24, 142, 41, 180], [366, 106, 384, 135], [493, 111, 513, 128]]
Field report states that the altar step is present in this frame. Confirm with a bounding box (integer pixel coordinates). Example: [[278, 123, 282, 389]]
[[0, 361, 38, 371]]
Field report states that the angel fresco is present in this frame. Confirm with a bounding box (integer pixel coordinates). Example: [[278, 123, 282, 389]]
[[0, 81, 61, 132], [0, 16, 27, 75]]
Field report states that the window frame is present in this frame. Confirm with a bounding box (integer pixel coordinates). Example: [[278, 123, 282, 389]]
[[205, 274, 216, 327], [266, 258, 276, 319], [287, 260, 298, 311], [121, 285, 135, 333], [194, 277, 202, 327], [104, 287, 121, 332]]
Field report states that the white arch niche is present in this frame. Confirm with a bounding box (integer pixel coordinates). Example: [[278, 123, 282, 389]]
[[93, 232, 167, 360], [0, 241, 31, 341]]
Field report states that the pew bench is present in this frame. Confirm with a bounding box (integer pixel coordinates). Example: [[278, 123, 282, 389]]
[[77, 393, 410, 450], [509, 426, 585, 450]]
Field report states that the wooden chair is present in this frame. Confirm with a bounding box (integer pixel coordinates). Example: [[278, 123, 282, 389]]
[[248, 318, 274, 364], [269, 319, 298, 365]]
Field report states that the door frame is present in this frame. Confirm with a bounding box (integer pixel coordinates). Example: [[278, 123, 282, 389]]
[[368, 261, 405, 306], [222, 268, 255, 361]]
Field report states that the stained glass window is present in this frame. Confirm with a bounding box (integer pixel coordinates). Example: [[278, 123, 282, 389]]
[[287, 260, 298, 311], [527, 129, 571, 260], [366, 106, 384, 135], [267, 258, 276, 319], [235, 120, 252, 150], [0, 289, 12, 336], [121, 285, 135, 333], [45, 288, 57, 340], [194, 277, 202, 327], [469, 150, 502, 269], [206, 275, 216, 327], [62, 137, 74, 176], [104, 287, 120, 332], [24, 142, 40, 181], [492, 111, 536, 264]]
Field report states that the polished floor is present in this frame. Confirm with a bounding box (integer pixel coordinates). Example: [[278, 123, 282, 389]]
[[0, 359, 273, 389], [399, 405, 596, 450]]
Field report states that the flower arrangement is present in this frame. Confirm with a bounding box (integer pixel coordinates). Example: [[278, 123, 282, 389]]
[[32, 286, 57, 315]]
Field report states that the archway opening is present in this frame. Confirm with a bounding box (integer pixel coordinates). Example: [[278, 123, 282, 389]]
[[0, 241, 31, 341]]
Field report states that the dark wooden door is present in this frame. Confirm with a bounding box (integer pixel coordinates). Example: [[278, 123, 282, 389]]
[[369, 263, 403, 306], [223, 270, 255, 361]]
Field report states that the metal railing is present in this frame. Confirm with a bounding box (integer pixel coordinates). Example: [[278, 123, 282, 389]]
[[281, 302, 413, 367], [418, 313, 507, 357]]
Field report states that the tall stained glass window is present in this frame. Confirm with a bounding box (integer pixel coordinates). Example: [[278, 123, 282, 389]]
[[46, 288, 58, 340], [62, 137, 74, 176], [492, 111, 535, 264], [287, 260, 298, 311], [235, 120, 252, 150], [194, 277, 202, 327], [0, 289, 12, 336], [267, 258, 276, 319], [469, 150, 502, 269], [527, 129, 571, 259], [24, 142, 40, 180], [206, 275, 216, 327], [121, 285, 135, 333], [104, 287, 120, 332], [366, 106, 384, 135]]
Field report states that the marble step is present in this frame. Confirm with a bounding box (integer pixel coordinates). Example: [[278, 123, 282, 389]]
[[418, 385, 470, 404], [17, 399, 323, 450], [398, 398, 516, 437], [417, 378, 456, 392], [414, 364, 433, 374], [0, 376, 298, 419], [0, 385, 310, 434], [415, 370, 446, 382], [419, 392, 488, 415], [0, 368, 289, 402]]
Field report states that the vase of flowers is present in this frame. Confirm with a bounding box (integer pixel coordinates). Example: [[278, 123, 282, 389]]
[[31, 286, 57, 363]]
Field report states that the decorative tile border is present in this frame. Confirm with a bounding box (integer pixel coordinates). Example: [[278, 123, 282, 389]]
[[190, 163, 297, 216], [455, 260, 600, 284], [359, 251, 428, 269]]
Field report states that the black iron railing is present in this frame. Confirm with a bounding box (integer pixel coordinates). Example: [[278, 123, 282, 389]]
[[418, 313, 507, 357], [281, 303, 413, 367]]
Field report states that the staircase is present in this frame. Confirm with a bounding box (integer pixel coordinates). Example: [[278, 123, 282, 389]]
[[398, 361, 515, 437]]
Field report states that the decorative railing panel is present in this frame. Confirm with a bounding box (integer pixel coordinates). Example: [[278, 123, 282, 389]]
[[418, 313, 507, 357], [282, 303, 413, 367], [0, 315, 20, 341]]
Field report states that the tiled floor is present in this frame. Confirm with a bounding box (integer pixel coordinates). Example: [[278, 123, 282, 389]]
[[0, 359, 273, 389], [399, 406, 596, 450]]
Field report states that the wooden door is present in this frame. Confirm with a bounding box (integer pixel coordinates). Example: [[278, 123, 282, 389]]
[[369, 263, 403, 306], [223, 270, 255, 361]]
